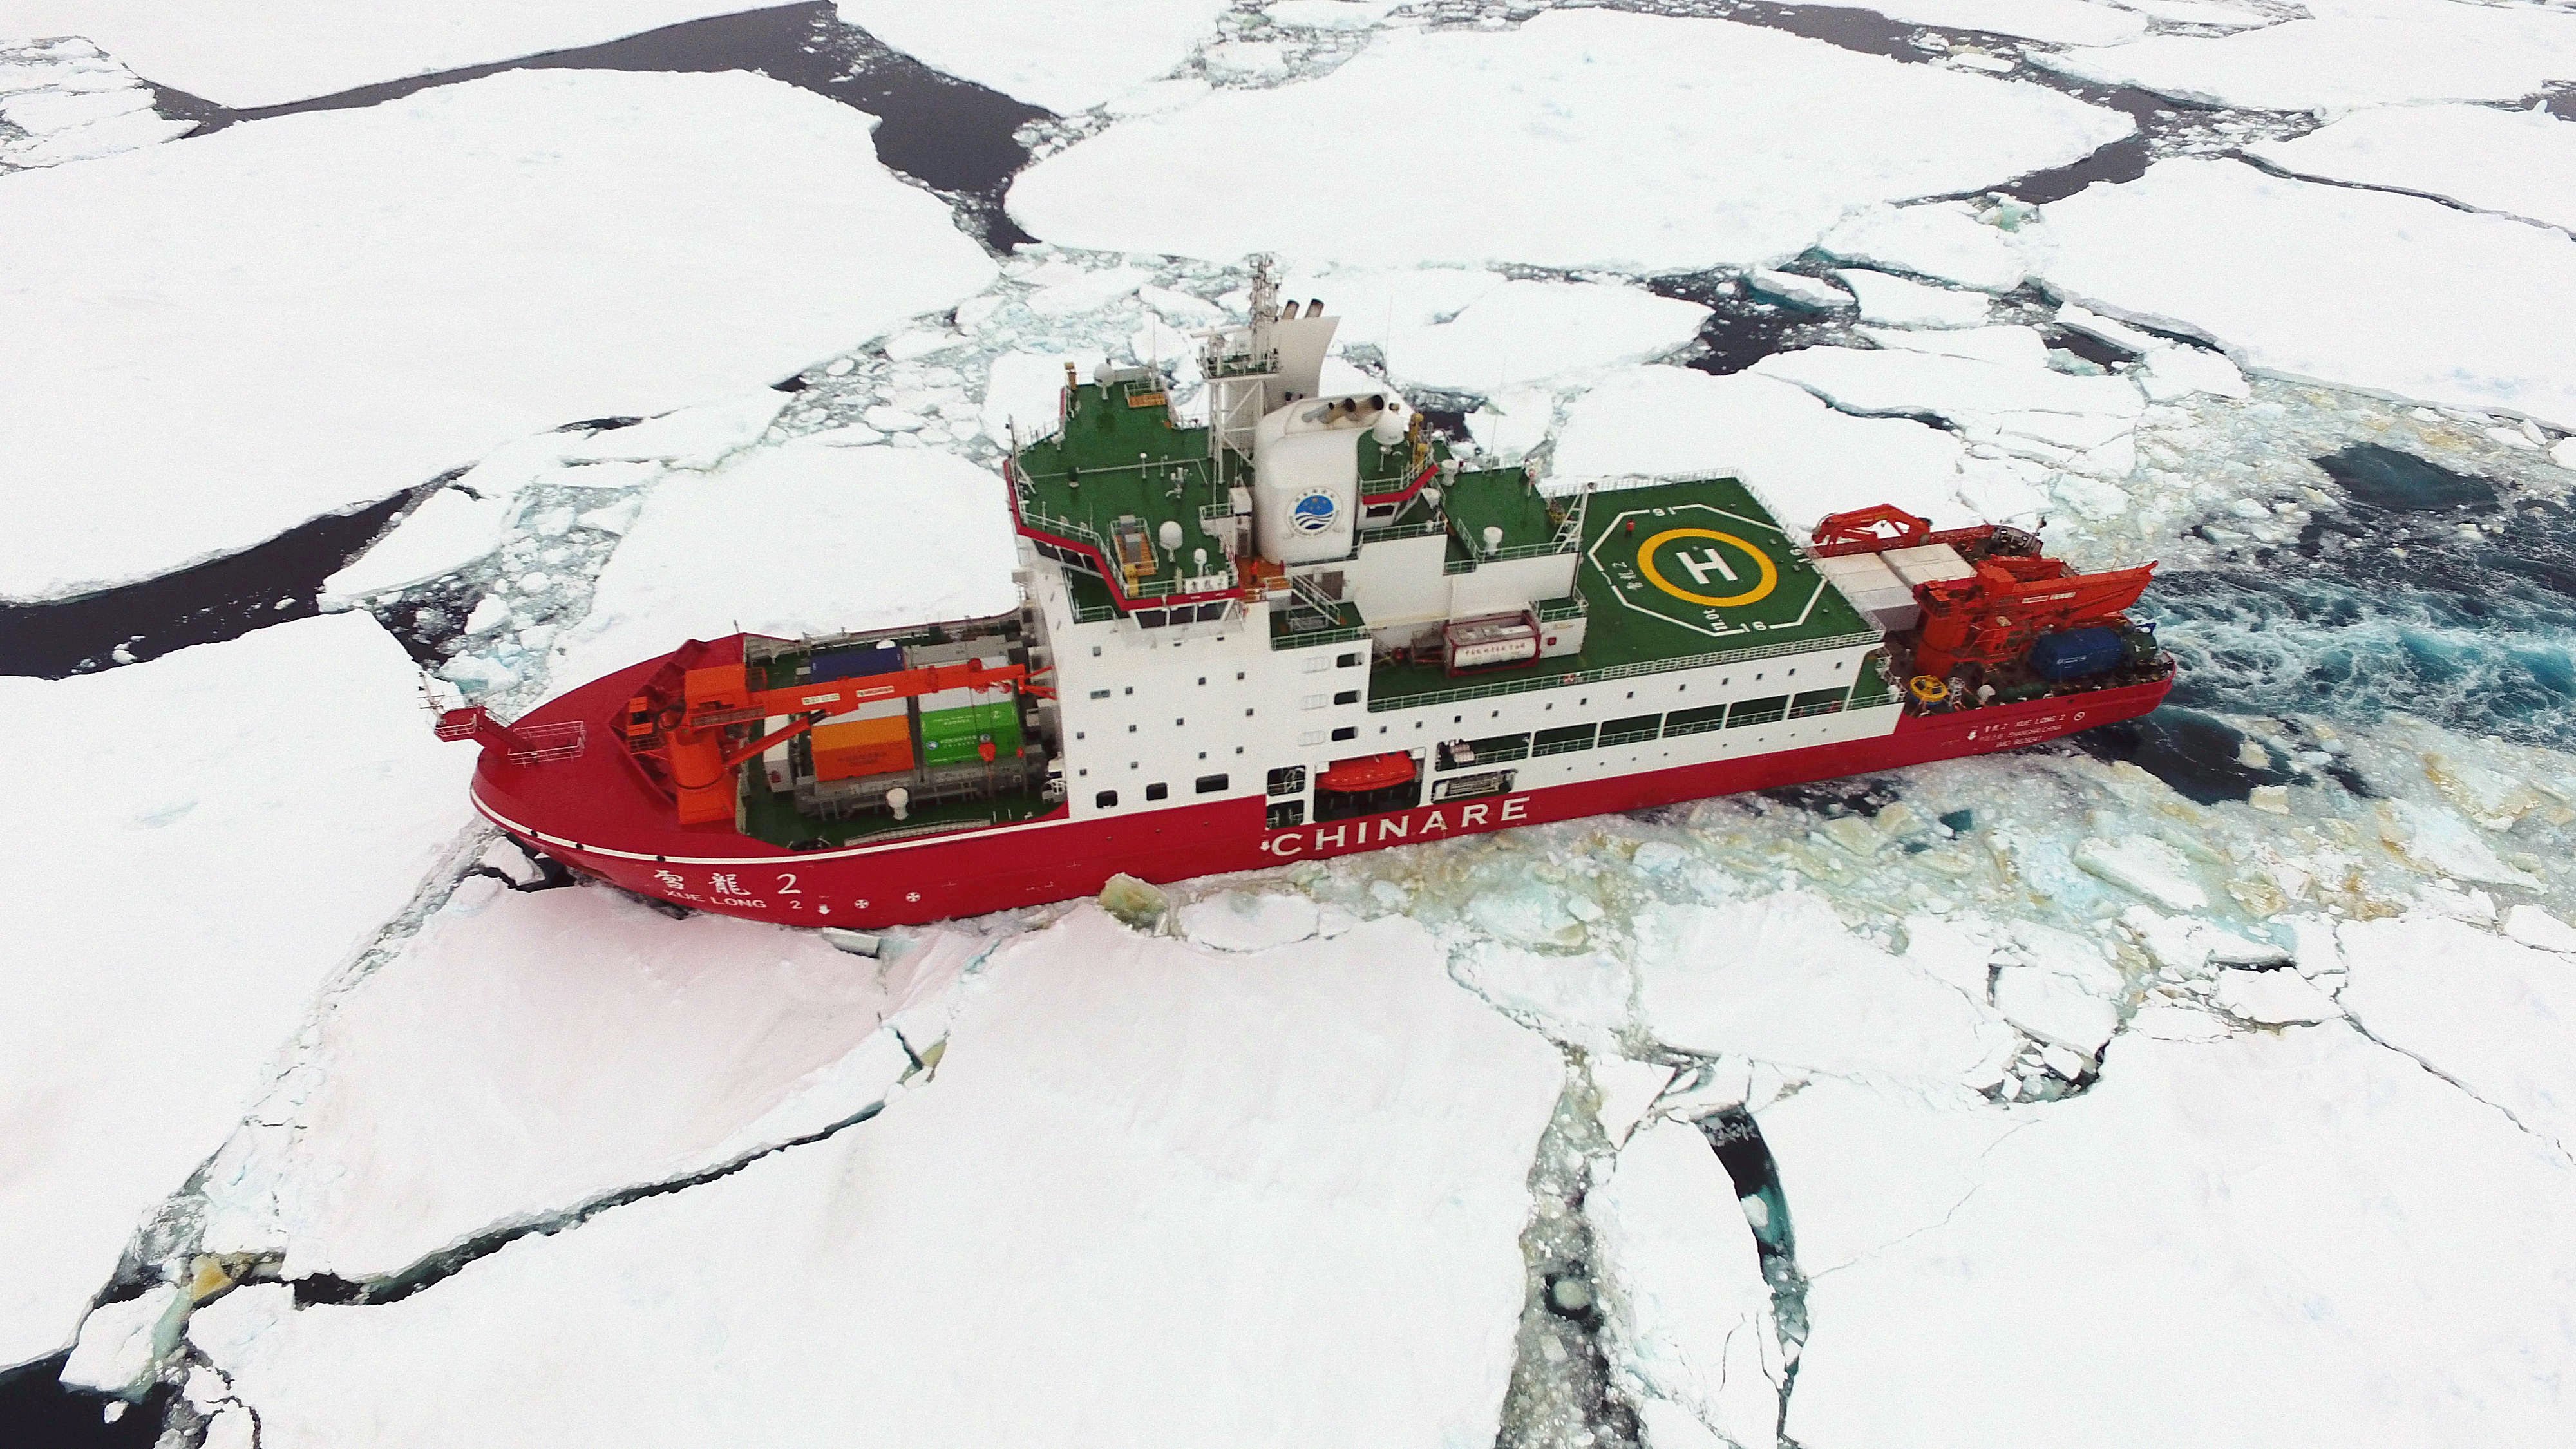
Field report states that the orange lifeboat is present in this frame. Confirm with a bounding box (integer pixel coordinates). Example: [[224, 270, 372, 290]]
[[1316, 752, 1417, 793]]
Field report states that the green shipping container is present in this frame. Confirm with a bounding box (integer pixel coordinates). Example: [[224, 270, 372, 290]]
[[919, 701, 1021, 766]]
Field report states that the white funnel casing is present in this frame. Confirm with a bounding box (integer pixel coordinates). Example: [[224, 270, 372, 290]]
[[1253, 394, 1400, 564]]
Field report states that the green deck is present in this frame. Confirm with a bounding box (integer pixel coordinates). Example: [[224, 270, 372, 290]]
[[1369, 477, 1879, 710]]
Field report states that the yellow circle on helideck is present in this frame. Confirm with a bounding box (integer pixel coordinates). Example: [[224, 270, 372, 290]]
[[1636, 528, 1778, 607]]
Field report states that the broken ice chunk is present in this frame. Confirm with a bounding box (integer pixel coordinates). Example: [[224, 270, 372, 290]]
[[2074, 836, 2210, 911], [1177, 891, 1322, 952], [1995, 965, 2118, 1058], [1746, 269, 1855, 312], [1590, 1057, 1680, 1149], [2213, 966, 2340, 1026], [1832, 269, 1993, 327], [1819, 200, 2029, 292], [2503, 904, 2576, 954], [60, 1285, 184, 1397]]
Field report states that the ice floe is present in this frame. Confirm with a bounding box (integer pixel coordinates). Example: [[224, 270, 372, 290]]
[[2250, 102, 2576, 234], [1552, 366, 2047, 531], [1634, 895, 2018, 1088], [0, 36, 191, 169], [1008, 11, 2132, 270], [2036, 158, 2576, 426], [60, 1284, 185, 1397], [1833, 269, 1993, 327], [2039, 0, 2576, 109], [548, 440, 1021, 690], [0, 68, 994, 602], [2339, 914, 2576, 1158], [1832, 0, 2146, 46], [0, 0, 773, 109], [1745, 269, 1856, 312], [836, 0, 1233, 111], [1753, 336, 2146, 475], [1757, 1079, 2025, 1276], [1819, 202, 2029, 292], [1786, 1025, 2576, 1446], [192, 882, 969, 1285], [0, 614, 471, 1369], [1590, 1120, 1783, 1449], [192, 909, 1562, 1447], [1379, 279, 1710, 394]]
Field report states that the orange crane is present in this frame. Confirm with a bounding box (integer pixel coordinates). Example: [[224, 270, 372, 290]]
[[1808, 506, 2156, 681], [438, 650, 1048, 826]]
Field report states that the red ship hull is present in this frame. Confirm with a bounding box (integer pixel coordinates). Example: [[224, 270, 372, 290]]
[[471, 654, 2174, 929]]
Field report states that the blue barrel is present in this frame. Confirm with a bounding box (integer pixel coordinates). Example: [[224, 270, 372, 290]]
[[2027, 627, 2123, 680]]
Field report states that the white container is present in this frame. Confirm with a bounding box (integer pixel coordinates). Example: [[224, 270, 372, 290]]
[[1446, 613, 1539, 672], [1881, 543, 1975, 588], [1815, 551, 1921, 632]]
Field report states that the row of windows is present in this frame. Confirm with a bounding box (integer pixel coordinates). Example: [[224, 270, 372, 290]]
[[1095, 773, 1230, 810], [1435, 688, 1850, 770]]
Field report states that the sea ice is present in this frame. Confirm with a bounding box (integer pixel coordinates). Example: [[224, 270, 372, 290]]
[[1993, 964, 2119, 1056], [59, 1284, 184, 1397], [1832, 270, 1993, 328], [1633, 894, 2018, 1087], [2071, 835, 2209, 909], [0, 614, 471, 1370], [0, 0, 773, 109], [1590, 1057, 1678, 1149], [2043, 160, 2576, 428], [981, 350, 1108, 445], [1589, 1120, 1783, 1449], [1553, 366, 2028, 531], [1176, 889, 1324, 951], [1454, 942, 1639, 1054], [1265, 0, 1399, 30], [2338, 915, 2576, 1158], [1009, 11, 2131, 270], [0, 37, 191, 169], [1379, 280, 1710, 394], [2250, 102, 2576, 235], [193, 910, 1563, 1448], [1751, 341, 2145, 471], [550, 440, 1020, 690], [2213, 964, 2340, 1025], [1787, 1026, 2576, 1447], [1824, 0, 2145, 44], [0, 69, 995, 602], [1745, 269, 1855, 312], [319, 486, 515, 604], [193, 882, 959, 1285], [557, 390, 790, 470], [2038, 1, 2576, 110], [1821, 202, 2029, 292], [1756, 1078, 2024, 1274], [835, 0, 1234, 111]]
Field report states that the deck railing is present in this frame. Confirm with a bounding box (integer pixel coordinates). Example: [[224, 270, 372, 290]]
[[1368, 629, 1879, 712]]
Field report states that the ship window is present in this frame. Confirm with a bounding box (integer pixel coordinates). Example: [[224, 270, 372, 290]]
[[1075, 731, 1085, 740], [1124, 687, 1133, 695], [1198, 677, 1206, 685], [1146, 782, 1170, 802], [1664, 704, 1727, 737], [1267, 799, 1305, 829], [1790, 688, 1847, 719], [1236, 672, 1245, 680], [1728, 695, 1789, 728], [1267, 766, 1306, 795], [1334, 690, 1359, 706], [1089, 689, 1110, 700], [1535, 723, 1596, 756], [1175, 718, 1184, 726], [1245, 708, 1255, 717], [1600, 714, 1662, 747], [1092, 646, 1102, 656], [1337, 652, 1360, 667], [1095, 790, 1118, 808], [1127, 724, 1137, 733], [1196, 773, 1229, 794], [1331, 726, 1357, 741]]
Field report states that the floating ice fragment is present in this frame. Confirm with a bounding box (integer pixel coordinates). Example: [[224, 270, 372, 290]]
[[2213, 965, 2339, 1025], [1821, 201, 2028, 292], [2136, 343, 2249, 402], [1591, 1058, 1678, 1149], [1833, 269, 1993, 327], [2073, 835, 2209, 910], [1994, 965, 2119, 1057], [61, 1285, 184, 1397], [321, 488, 509, 604], [1746, 269, 1856, 312], [837, 0, 1236, 111], [2039, 5, 2576, 110], [2504, 904, 2576, 954], [1097, 872, 1171, 929], [1380, 279, 1709, 393], [1177, 891, 1322, 951], [2340, 914, 2576, 1158]]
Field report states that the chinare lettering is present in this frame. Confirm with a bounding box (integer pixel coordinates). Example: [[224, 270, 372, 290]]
[[431, 263, 2174, 929]]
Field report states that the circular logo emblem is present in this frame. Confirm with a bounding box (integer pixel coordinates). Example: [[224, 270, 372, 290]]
[[1291, 489, 1338, 534]]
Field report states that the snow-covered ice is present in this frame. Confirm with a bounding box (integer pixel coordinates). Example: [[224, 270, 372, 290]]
[[2039, 1, 2576, 111], [1009, 11, 2132, 270], [1819, 202, 2029, 292], [192, 909, 1564, 1448], [1176, 889, 1325, 951], [1756, 1078, 2024, 1275], [1752, 338, 2145, 473], [2038, 159, 2576, 426], [59, 1284, 184, 1397], [1553, 366, 2046, 531], [1787, 1025, 2576, 1447], [549, 440, 1021, 690], [2338, 914, 2576, 1158], [2072, 834, 2210, 909], [0, 36, 191, 169], [1589, 1119, 1783, 1449], [1746, 269, 1855, 312], [194, 882, 965, 1284], [980, 350, 1108, 444], [835, 0, 1233, 112], [1634, 895, 2018, 1087], [0, 69, 995, 602], [0, 0, 775, 109], [1379, 279, 1710, 394], [1832, 270, 1993, 328], [1832, 0, 2146, 46], [2250, 102, 2576, 234], [0, 614, 471, 1369]]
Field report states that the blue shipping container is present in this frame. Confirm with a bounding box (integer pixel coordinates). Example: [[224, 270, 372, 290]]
[[2027, 627, 2123, 680], [809, 641, 905, 683]]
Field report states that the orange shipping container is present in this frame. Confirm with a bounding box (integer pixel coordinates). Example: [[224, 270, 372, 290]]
[[811, 714, 913, 781]]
